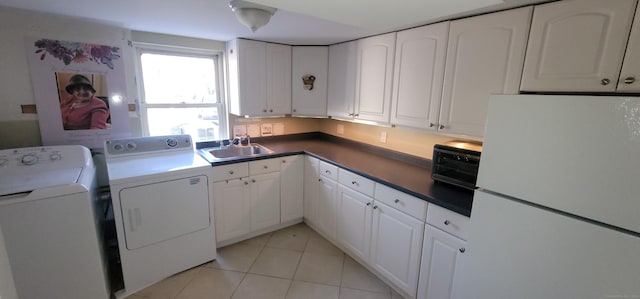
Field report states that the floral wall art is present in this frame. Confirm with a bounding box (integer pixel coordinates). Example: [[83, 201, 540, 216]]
[[26, 38, 131, 148]]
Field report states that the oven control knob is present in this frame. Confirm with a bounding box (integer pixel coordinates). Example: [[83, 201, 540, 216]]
[[113, 143, 124, 151], [21, 154, 39, 165], [166, 138, 178, 147], [49, 153, 62, 161]]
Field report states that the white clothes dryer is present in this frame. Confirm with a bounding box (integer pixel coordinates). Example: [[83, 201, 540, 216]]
[[0, 145, 110, 299], [104, 135, 216, 297]]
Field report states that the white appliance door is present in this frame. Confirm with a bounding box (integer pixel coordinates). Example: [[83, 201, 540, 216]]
[[479, 95, 640, 233], [120, 175, 210, 250], [456, 191, 640, 299]]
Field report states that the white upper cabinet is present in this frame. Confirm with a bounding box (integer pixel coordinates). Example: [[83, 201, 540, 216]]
[[327, 41, 357, 120], [521, 0, 638, 92], [291, 46, 328, 117], [391, 22, 449, 131], [355, 33, 397, 123], [227, 39, 291, 117], [618, 3, 640, 92], [266, 43, 293, 115], [440, 7, 532, 138]]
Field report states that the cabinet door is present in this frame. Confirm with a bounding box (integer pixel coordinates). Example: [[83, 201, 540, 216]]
[[327, 41, 357, 120], [370, 201, 424, 297], [303, 156, 320, 226], [292, 47, 328, 117], [440, 7, 532, 138], [237, 39, 267, 116], [250, 172, 281, 232], [213, 178, 251, 243], [521, 0, 637, 92], [317, 175, 338, 240], [336, 185, 373, 262], [280, 155, 304, 223], [418, 225, 466, 299], [617, 3, 640, 92], [391, 22, 449, 130], [266, 43, 292, 115], [355, 33, 396, 123]]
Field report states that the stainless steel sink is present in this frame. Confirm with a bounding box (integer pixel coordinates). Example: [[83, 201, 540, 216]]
[[199, 143, 275, 162]]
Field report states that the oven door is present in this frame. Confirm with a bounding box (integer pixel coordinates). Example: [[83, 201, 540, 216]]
[[432, 148, 480, 189]]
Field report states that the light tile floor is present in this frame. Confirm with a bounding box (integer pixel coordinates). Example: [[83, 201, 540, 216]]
[[125, 223, 405, 299]]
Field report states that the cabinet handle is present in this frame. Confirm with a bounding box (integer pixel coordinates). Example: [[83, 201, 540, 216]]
[[263, 109, 267, 112], [354, 114, 359, 117], [293, 109, 297, 112], [325, 170, 331, 175], [444, 220, 450, 225], [348, 113, 354, 116], [252, 179, 256, 183], [351, 181, 358, 186], [439, 124, 445, 130], [366, 202, 371, 206], [318, 178, 322, 182], [373, 205, 378, 209], [459, 248, 466, 253], [269, 109, 273, 112], [244, 181, 249, 185], [263, 165, 268, 169], [601, 78, 611, 85], [282, 160, 286, 164], [394, 199, 400, 204], [229, 170, 234, 175], [429, 123, 435, 128], [624, 77, 636, 84]]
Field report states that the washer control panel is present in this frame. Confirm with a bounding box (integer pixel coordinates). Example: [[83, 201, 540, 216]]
[[0, 145, 88, 169], [105, 135, 193, 156]]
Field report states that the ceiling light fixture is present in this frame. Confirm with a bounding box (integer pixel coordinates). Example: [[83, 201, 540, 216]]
[[229, 0, 277, 33]]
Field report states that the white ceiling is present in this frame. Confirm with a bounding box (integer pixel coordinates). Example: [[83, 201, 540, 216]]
[[0, 0, 550, 45]]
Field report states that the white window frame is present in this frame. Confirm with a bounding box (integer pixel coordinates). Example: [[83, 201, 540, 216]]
[[133, 43, 228, 140]]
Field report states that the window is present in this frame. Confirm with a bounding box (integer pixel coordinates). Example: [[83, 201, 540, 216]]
[[135, 45, 227, 142]]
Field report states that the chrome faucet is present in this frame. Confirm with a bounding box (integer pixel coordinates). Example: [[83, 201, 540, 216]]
[[231, 134, 250, 146]]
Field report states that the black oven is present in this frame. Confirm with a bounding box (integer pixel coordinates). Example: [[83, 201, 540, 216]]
[[432, 141, 482, 190]]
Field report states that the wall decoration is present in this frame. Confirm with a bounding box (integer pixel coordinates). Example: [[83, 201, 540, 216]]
[[302, 74, 316, 90], [25, 38, 131, 148]]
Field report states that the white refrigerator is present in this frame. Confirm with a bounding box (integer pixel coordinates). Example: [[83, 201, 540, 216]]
[[455, 95, 640, 299]]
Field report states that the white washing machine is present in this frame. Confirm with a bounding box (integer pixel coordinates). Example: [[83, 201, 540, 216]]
[[104, 135, 216, 297], [0, 145, 110, 299]]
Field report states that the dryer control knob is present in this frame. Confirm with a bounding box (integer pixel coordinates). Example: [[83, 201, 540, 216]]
[[49, 153, 62, 161], [126, 142, 137, 151], [166, 138, 178, 147], [21, 154, 38, 165]]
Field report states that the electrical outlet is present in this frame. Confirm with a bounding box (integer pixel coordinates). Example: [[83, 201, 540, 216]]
[[337, 124, 345, 134], [380, 131, 387, 143]]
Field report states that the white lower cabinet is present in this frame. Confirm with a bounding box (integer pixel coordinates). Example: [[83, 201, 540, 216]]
[[249, 171, 281, 232], [303, 156, 320, 226], [213, 177, 251, 242], [212, 159, 281, 244], [418, 205, 470, 299], [336, 185, 373, 262], [280, 155, 304, 223], [370, 201, 425, 297], [316, 163, 339, 240]]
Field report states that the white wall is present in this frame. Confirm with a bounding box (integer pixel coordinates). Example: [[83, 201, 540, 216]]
[[0, 7, 227, 149]]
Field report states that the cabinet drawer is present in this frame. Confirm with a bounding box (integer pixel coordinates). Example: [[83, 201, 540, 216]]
[[249, 158, 281, 175], [426, 204, 469, 240], [374, 184, 427, 221], [211, 163, 249, 182], [319, 160, 339, 180], [338, 168, 375, 197]]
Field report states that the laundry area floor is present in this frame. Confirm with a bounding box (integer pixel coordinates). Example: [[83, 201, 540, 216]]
[[125, 223, 403, 299]]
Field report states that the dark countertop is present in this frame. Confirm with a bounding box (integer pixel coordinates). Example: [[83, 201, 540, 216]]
[[198, 133, 474, 217]]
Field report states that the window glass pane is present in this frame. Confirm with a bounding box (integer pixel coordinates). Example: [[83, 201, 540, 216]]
[[140, 53, 217, 104], [147, 107, 219, 142]]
